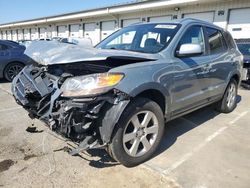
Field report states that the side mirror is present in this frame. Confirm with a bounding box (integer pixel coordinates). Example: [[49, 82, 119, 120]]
[[176, 44, 203, 57]]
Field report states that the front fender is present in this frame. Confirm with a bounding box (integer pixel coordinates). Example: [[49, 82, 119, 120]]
[[120, 82, 171, 116], [99, 100, 130, 144]]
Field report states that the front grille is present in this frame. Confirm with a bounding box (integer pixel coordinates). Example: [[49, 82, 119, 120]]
[[12, 65, 54, 108]]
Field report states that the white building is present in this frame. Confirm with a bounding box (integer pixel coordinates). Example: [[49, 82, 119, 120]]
[[0, 0, 250, 45]]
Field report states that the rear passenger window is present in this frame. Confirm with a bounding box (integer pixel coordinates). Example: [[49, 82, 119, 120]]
[[206, 27, 227, 54]]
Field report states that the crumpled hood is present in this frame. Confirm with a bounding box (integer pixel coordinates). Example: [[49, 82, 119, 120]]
[[24, 41, 161, 65]]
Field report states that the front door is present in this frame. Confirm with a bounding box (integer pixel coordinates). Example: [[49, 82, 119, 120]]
[[171, 25, 212, 113]]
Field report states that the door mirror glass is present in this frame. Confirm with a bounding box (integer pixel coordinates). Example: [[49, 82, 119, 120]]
[[177, 44, 202, 57]]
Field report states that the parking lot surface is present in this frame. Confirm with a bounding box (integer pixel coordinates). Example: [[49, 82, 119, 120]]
[[0, 81, 249, 188]]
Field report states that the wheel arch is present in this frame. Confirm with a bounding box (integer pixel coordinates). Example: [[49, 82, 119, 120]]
[[231, 73, 240, 85], [99, 84, 170, 144]]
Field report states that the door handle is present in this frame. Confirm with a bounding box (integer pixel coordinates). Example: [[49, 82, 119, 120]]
[[202, 64, 212, 71]]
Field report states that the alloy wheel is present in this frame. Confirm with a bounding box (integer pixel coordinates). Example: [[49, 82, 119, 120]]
[[122, 111, 159, 157], [226, 83, 236, 109], [6, 64, 23, 81]]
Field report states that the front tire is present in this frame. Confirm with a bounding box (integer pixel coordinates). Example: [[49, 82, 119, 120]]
[[215, 79, 238, 113], [4, 62, 24, 82], [108, 98, 165, 167]]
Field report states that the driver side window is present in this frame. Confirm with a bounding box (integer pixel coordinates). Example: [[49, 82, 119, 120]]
[[177, 25, 205, 55]]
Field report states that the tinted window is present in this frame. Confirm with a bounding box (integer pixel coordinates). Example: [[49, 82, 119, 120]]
[[206, 27, 227, 54], [177, 25, 205, 54], [224, 31, 236, 49]]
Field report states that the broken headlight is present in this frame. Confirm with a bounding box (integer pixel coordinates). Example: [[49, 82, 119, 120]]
[[61, 73, 124, 97]]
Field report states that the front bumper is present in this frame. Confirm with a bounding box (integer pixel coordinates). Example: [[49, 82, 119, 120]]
[[12, 65, 130, 153]]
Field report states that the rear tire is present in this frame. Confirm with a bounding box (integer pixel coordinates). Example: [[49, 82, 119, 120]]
[[215, 79, 238, 113], [4, 62, 24, 82], [107, 98, 165, 167]]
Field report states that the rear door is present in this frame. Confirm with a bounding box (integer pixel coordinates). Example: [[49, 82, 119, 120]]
[[172, 25, 212, 113], [204, 27, 234, 97]]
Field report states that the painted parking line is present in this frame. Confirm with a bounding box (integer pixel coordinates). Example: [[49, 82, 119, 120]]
[[162, 110, 249, 175], [0, 106, 22, 113], [0, 85, 11, 95], [229, 111, 249, 125]]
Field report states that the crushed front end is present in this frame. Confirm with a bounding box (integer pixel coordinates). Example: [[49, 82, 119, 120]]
[[12, 64, 130, 155]]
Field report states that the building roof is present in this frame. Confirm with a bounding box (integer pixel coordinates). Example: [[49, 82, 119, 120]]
[[0, 0, 204, 29]]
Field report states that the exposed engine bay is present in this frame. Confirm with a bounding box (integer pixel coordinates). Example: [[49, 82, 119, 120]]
[[12, 61, 133, 155]]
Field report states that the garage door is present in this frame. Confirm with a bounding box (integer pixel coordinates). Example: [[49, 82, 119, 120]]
[[122, 18, 140, 27], [31, 28, 38, 40], [47, 27, 52, 38], [228, 8, 250, 39], [18, 29, 23, 40], [7, 31, 12, 40], [2, 31, 7, 40], [24, 29, 30, 40], [149, 15, 172, 22], [70, 24, 81, 38], [12, 30, 17, 41], [85, 23, 98, 45], [58, 25, 68, 38], [39, 28, 46, 39], [101, 21, 115, 40], [183, 12, 214, 23]]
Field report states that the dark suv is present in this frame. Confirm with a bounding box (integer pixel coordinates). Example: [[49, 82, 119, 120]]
[[12, 19, 242, 167]]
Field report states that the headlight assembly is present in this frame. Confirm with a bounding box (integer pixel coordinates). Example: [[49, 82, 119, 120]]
[[61, 73, 124, 97]]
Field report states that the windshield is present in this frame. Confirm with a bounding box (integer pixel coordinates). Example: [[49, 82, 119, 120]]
[[96, 23, 180, 53], [237, 43, 250, 55]]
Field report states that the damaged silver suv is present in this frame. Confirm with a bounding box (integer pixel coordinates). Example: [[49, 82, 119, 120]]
[[12, 19, 242, 167]]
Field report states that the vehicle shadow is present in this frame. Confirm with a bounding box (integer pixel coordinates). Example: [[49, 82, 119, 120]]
[[0, 78, 9, 84], [154, 94, 242, 157], [85, 149, 119, 168], [80, 95, 242, 168]]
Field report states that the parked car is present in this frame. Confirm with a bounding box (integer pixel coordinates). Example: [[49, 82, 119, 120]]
[[235, 39, 250, 88], [12, 19, 242, 167], [0, 40, 31, 81], [60, 37, 93, 47]]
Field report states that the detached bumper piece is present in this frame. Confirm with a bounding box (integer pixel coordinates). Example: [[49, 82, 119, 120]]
[[12, 65, 130, 156]]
